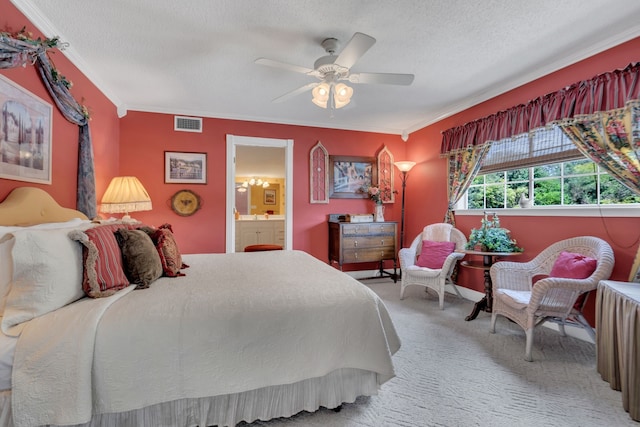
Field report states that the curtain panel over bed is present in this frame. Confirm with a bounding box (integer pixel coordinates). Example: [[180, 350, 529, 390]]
[[0, 31, 96, 219]]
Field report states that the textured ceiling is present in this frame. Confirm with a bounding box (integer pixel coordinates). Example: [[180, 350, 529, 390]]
[[10, 0, 640, 137]]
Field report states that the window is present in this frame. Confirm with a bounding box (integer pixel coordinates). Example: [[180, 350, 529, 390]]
[[463, 126, 640, 209]]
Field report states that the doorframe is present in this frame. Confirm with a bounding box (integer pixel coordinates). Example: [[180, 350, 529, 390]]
[[225, 135, 293, 253]]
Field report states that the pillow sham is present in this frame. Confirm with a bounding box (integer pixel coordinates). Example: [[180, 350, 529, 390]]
[[114, 229, 163, 288], [0, 219, 92, 318], [416, 240, 456, 269], [1, 227, 89, 336], [0, 237, 15, 316], [70, 224, 134, 298]]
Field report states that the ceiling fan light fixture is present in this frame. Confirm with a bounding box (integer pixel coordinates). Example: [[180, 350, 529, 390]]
[[333, 83, 353, 109], [312, 83, 330, 108], [257, 32, 413, 111], [312, 82, 352, 109]]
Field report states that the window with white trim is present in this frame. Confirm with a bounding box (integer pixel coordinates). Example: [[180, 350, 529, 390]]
[[461, 126, 640, 209]]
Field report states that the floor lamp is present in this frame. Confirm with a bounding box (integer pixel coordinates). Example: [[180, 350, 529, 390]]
[[394, 161, 416, 249]]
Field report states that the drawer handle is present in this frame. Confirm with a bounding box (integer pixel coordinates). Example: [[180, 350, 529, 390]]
[[354, 241, 358, 247], [354, 252, 358, 259], [380, 239, 384, 245]]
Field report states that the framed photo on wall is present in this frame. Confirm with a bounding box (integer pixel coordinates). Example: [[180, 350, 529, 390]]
[[165, 151, 207, 184], [0, 74, 53, 184], [264, 189, 276, 205], [329, 155, 377, 199]]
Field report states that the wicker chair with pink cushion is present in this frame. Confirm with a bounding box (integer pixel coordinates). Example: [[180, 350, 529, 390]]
[[490, 236, 614, 361], [399, 223, 467, 309]]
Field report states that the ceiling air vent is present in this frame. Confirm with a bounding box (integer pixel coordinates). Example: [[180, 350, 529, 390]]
[[174, 116, 202, 133]]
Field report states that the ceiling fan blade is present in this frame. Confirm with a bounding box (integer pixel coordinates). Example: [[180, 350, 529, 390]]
[[334, 32, 376, 69], [348, 72, 415, 85], [272, 82, 318, 103], [255, 58, 315, 75]]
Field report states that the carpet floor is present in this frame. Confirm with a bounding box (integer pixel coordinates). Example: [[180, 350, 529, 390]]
[[245, 279, 636, 427]]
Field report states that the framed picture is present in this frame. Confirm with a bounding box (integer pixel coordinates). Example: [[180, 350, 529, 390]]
[[165, 151, 207, 184], [0, 74, 53, 184], [264, 189, 276, 205], [329, 155, 377, 199]]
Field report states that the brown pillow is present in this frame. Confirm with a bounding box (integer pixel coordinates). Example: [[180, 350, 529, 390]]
[[114, 229, 163, 288]]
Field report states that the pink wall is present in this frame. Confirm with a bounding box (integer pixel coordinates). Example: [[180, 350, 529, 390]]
[[119, 112, 409, 262], [0, 0, 120, 206]]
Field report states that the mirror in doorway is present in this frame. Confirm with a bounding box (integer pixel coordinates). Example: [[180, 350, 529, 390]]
[[235, 180, 282, 215]]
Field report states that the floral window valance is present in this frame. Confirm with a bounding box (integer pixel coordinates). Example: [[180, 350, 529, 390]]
[[0, 28, 96, 218], [441, 62, 640, 155]]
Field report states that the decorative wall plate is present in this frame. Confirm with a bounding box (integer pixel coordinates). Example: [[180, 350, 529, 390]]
[[170, 189, 201, 216]]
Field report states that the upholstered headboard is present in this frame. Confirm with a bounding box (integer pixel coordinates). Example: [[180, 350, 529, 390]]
[[0, 187, 88, 226]]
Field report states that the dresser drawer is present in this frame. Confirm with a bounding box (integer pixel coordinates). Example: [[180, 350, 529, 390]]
[[342, 236, 395, 249], [343, 247, 396, 263], [341, 223, 395, 236]]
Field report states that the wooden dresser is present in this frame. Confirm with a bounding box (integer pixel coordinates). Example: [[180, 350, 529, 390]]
[[328, 215, 397, 282]]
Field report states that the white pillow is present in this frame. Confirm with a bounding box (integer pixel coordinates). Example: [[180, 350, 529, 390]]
[[0, 218, 91, 315], [2, 222, 94, 336], [0, 218, 87, 237], [0, 237, 16, 316]]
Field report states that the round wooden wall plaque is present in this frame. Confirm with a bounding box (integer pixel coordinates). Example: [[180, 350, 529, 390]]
[[170, 189, 201, 216]]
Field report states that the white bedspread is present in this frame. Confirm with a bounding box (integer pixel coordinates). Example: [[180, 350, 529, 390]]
[[11, 250, 400, 427]]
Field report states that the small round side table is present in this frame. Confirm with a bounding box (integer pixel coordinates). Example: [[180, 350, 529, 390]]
[[461, 250, 523, 321]]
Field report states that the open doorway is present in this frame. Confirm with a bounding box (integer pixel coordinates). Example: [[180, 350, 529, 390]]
[[225, 135, 293, 253]]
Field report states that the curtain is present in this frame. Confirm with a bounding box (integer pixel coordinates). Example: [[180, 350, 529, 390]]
[[559, 99, 640, 196], [439, 62, 640, 223], [444, 143, 491, 225], [0, 32, 96, 218], [441, 62, 640, 155]]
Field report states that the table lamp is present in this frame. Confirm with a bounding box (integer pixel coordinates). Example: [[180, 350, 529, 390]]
[[101, 176, 152, 222]]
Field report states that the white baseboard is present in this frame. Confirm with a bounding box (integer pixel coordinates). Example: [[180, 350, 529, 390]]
[[349, 270, 595, 343]]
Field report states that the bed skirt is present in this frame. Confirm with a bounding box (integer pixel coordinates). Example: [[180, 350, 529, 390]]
[[0, 368, 380, 427]]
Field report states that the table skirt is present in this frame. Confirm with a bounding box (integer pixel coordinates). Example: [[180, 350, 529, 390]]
[[596, 280, 640, 421]]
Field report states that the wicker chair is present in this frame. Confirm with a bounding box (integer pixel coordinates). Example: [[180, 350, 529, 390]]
[[490, 236, 615, 361], [399, 223, 467, 309]]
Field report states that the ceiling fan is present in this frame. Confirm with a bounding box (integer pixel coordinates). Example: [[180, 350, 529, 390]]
[[255, 32, 414, 110]]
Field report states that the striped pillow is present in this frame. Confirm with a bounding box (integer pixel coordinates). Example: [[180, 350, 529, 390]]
[[70, 224, 133, 298]]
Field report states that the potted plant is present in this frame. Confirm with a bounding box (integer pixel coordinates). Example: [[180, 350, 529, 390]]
[[465, 213, 523, 253]]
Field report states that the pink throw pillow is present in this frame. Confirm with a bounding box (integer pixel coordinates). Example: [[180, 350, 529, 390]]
[[416, 240, 456, 269], [549, 251, 597, 279], [549, 251, 597, 310]]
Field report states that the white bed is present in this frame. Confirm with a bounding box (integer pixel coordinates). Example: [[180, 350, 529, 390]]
[[0, 187, 400, 427]]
